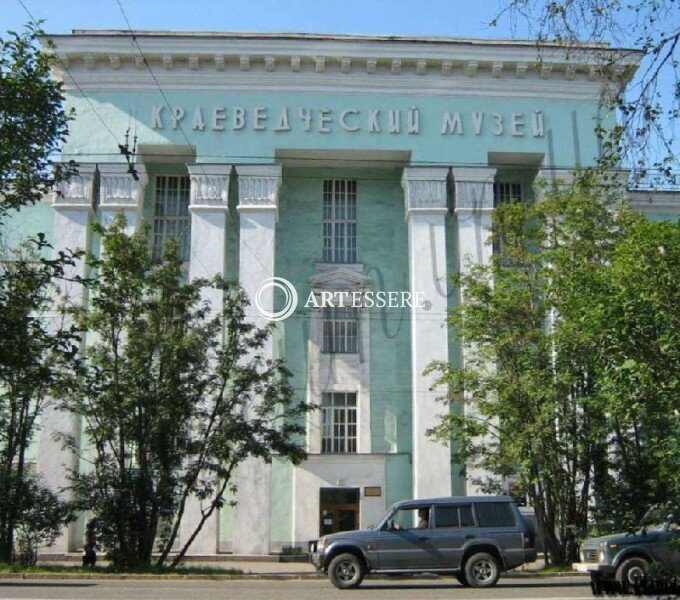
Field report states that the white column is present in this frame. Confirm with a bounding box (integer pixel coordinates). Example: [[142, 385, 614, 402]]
[[402, 167, 452, 500], [232, 164, 281, 555], [451, 166, 497, 496], [37, 164, 96, 552], [98, 163, 148, 234], [180, 164, 231, 555]]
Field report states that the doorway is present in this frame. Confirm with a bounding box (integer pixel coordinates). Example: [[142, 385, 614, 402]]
[[319, 488, 360, 535]]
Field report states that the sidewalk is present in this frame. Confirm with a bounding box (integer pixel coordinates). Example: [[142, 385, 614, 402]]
[[3, 554, 582, 580]]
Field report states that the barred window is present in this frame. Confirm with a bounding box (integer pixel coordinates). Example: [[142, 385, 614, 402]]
[[321, 392, 357, 453], [493, 181, 523, 207], [323, 179, 357, 263], [153, 175, 191, 261], [322, 307, 358, 353]]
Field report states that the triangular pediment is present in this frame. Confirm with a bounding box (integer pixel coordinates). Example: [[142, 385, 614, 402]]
[[309, 266, 372, 290]]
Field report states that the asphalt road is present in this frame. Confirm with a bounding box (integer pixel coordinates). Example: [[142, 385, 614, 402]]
[[0, 576, 594, 600]]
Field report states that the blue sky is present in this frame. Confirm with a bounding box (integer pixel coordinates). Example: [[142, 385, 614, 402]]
[[6, 0, 525, 39]]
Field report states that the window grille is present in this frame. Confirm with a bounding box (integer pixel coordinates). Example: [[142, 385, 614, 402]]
[[493, 181, 523, 206], [321, 392, 358, 453], [493, 181, 524, 260], [322, 307, 358, 353], [152, 175, 191, 261], [323, 179, 357, 263]]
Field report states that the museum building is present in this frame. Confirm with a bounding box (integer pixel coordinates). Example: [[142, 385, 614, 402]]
[[9, 30, 679, 556]]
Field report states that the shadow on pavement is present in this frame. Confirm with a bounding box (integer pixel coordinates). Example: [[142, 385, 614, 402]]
[[497, 581, 589, 588], [360, 580, 589, 591], [0, 582, 98, 587]]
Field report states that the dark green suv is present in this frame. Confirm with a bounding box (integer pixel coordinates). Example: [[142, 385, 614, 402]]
[[575, 519, 680, 585]]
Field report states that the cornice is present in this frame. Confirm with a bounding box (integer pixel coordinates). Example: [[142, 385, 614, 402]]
[[309, 266, 372, 291], [44, 31, 639, 62], [44, 32, 640, 100]]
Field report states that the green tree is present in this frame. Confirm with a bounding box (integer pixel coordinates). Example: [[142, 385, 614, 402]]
[[431, 173, 680, 562], [64, 217, 310, 569], [12, 474, 76, 566], [0, 236, 80, 563], [493, 1, 679, 180], [1, 23, 74, 219], [583, 211, 680, 528], [429, 175, 620, 565], [0, 23, 79, 564]]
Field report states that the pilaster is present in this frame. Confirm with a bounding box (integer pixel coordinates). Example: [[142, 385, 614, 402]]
[[180, 164, 231, 555], [37, 164, 97, 552], [402, 167, 452, 500], [98, 163, 148, 233], [232, 164, 281, 555], [452, 166, 497, 496], [187, 164, 231, 300]]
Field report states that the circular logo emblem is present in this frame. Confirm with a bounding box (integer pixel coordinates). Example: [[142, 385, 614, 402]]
[[254, 277, 298, 322]]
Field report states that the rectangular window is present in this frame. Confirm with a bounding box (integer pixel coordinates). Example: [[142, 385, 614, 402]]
[[434, 504, 475, 528], [323, 179, 357, 263], [322, 307, 358, 353], [459, 504, 475, 527], [493, 181, 523, 207], [321, 392, 357, 453], [474, 502, 516, 527], [153, 175, 191, 261]]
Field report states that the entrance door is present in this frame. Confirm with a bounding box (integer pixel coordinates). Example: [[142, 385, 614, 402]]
[[319, 488, 360, 536]]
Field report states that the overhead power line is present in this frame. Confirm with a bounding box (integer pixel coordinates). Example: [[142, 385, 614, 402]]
[[15, 0, 123, 148], [113, 0, 198, 162], [112, 0, 279, 282]]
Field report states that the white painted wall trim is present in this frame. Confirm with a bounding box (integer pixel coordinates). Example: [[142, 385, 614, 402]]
[[306, 266, 372, 456]]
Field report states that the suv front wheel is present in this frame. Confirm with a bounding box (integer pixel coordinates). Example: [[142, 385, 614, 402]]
[[328, 552, 365, 589], [616, 557, 649, 585], [464, 552, 500, 588]]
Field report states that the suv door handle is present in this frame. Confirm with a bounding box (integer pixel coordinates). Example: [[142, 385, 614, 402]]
[[465, 534, 475, 539], [418, 536, 430, 541]]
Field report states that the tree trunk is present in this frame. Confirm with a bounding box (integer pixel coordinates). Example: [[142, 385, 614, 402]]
[[0, 528, 14, 563], [169, 476, 231, 568]]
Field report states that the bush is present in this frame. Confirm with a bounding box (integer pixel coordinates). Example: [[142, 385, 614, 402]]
[[12, 476, 75, 566]]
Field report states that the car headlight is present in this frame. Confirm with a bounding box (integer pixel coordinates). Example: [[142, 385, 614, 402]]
[[317, 537, 327, 552], [598, 542, 608, 564]]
